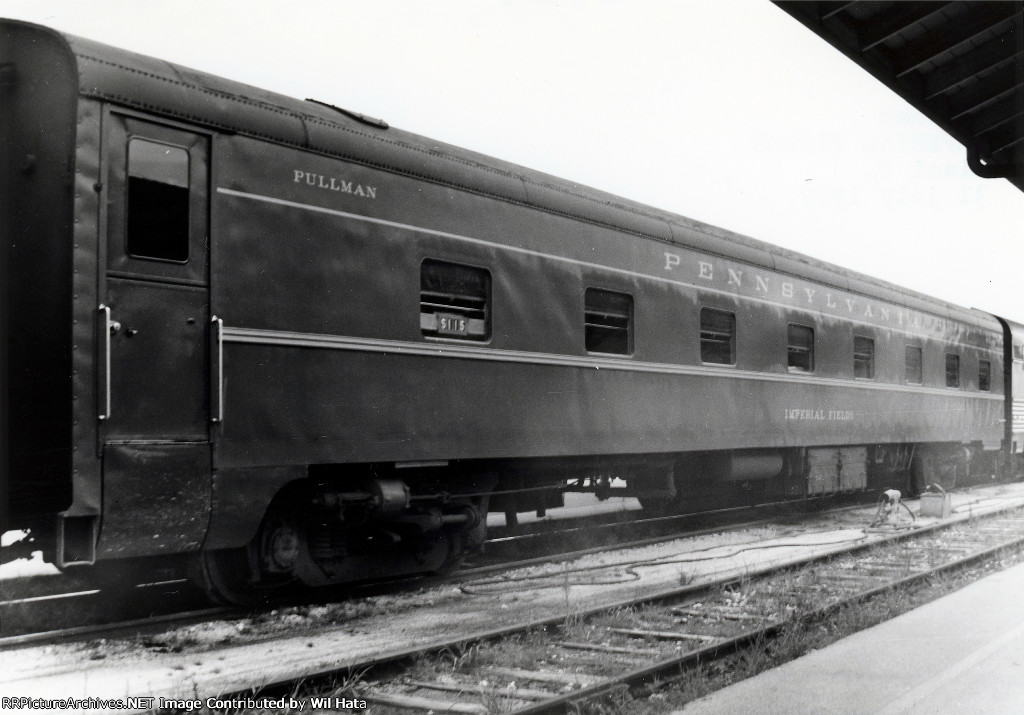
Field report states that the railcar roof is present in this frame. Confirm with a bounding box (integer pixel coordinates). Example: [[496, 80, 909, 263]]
[[8, 19, 1002, 331]]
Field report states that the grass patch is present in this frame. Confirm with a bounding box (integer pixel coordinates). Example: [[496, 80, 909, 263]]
[[629, 549, 1024, 714]]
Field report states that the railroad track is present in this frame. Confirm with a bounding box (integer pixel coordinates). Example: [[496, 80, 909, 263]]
[[260, 495, 1024, 715], [3, 485, 1022, 711], [0, 491, 874, 642]]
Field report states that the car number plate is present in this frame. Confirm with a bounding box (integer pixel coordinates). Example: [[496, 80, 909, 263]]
[[436, 312, 469, 336]]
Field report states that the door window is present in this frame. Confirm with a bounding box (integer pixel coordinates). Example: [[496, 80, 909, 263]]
[[106, 115, 207, 285], [127, 139, 190, 262]]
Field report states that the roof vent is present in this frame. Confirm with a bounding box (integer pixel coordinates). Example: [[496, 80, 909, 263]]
[[306, 98, 389, 129]]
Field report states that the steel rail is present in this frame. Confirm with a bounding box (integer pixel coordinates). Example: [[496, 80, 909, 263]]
[[1, 490, 1014, 655], [0, 497, 873, 653], [506, 532, 1024, 714], [214, 497, 1024, 706], [0, 606, 235, 650], [0, 494, 878, 646]]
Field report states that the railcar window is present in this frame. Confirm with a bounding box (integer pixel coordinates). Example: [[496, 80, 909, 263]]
[[946, 353, 960, 388], [979, 359, 991, 392], [126, 139, 190, 262], [700, 308, 736, 365], [787, 324, 814, 372], [420, 260, 490, 341], [854, 336, 875, 379], [905, 345, 923, 384], [585, 288, 633, 355]]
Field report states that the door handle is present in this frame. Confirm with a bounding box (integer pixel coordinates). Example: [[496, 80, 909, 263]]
[[211, 316, 224, 423], [98, 304, 113, 420]]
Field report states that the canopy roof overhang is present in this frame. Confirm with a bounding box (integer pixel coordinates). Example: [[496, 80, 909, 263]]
[[775, 1, 1024, 192]]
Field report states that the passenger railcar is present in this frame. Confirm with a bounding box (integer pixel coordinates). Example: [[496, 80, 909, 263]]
[[2, 20, 1021, 602]]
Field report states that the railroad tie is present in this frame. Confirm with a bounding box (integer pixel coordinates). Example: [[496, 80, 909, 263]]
[[361, 690, 488, 714], [608, 627, 718, 642], [485, 666, 602, 686], [555, 640, 661, 656], [404, 679, 554, 701]]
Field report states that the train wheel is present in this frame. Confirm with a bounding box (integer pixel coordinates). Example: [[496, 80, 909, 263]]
[[637, 494, 680, 516], [191, 546, 267, 607], [431, 531, 466, 576], [910, 446, 968, 496]]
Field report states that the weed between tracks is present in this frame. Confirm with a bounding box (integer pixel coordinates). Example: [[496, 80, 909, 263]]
[[173, 550, 1024, 714], [167, 511, 1024, 715], [634, 548, 1024, 714]]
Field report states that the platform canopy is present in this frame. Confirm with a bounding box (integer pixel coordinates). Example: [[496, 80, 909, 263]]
[[775, 1, 1024, 192]]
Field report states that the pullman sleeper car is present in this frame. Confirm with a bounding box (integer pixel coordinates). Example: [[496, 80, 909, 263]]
[[2, 20, 1022, 604]]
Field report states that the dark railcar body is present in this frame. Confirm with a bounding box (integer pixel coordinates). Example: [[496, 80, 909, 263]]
[[1, 23, 78, 534], [0, 20, 1018, 598], [212, 134, 1005, 467], [999, 318, 1024, 460]]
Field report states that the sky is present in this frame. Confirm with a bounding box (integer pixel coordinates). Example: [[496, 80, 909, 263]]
[[5, 0, 1022, 321]]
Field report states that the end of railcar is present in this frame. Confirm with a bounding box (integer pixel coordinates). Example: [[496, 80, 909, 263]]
[[1, 20, 79, 540]]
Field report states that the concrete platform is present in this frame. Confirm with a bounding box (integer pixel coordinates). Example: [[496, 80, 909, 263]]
[[679, 561, 1024, 714]]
